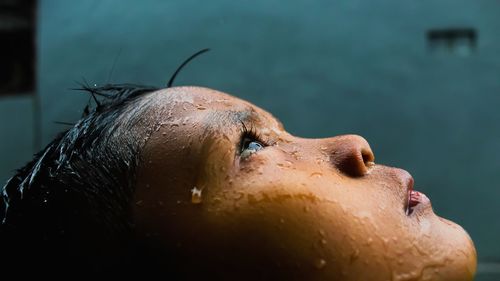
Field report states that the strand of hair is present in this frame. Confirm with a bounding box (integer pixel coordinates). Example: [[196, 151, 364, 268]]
[[167, 48, 210, 88]]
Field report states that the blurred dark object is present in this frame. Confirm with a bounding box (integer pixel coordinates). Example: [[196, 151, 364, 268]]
[[0, 0, 36, 96], [427, 27, 477, 56]]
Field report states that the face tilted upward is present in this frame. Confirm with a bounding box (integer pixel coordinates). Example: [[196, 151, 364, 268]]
[[133, 87, 476, 280]]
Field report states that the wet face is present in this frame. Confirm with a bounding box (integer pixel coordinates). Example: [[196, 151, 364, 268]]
[[133, 87, 476, 280]]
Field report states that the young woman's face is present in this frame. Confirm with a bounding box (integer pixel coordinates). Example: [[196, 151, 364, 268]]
[[134, 87, 476, 280]]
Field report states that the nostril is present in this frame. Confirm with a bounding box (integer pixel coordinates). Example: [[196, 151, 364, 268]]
[[337, 150, 366, 178], [328, 135, 374, 178], [361, 148, 375, 166]]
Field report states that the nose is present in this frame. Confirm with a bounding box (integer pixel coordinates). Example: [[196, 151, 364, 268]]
[[325, 134, 375, 177]]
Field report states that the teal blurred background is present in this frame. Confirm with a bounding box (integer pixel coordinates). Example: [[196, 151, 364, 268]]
[[1, 1, 498, 279]]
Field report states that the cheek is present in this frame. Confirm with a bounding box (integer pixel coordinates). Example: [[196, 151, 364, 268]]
[[200, 188, 408, 280], [203, 194, 349, 278]]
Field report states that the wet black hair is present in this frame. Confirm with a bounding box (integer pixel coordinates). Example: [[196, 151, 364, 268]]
[[0, 48, 211, 275], [0, 83, 159, 274]]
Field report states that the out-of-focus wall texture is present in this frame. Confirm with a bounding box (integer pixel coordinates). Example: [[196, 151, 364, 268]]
[[1, 1, 498, 279]]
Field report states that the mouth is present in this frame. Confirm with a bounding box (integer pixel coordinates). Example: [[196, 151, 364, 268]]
[[406, 189, 417, 216], [393, 169, 431, 216], [403, 174, 431, 216]]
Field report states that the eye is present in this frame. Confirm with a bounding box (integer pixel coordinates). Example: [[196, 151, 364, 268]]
[[240, 137, 264, 158], [238, 120, 274, 159]]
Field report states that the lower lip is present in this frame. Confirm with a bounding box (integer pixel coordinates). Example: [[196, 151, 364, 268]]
[[407, 190, 431, 215]]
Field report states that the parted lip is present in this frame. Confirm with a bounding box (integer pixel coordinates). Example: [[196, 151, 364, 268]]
[[397, 171, 430, 216]]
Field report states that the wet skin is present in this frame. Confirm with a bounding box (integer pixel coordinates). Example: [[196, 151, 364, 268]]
[[133, 87, 476, 280]]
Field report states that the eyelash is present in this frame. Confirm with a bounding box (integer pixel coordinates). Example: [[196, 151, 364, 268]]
[[238, 122, 273, 151]]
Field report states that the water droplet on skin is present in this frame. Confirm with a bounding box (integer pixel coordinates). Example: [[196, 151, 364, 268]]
[[280, 218, 285, 224], [320, 239, 327, 245], [303, 206, 310, 212], [212, 197, 222, 205], [234, 192, 244, 200], [319, 229, 326, 237], [162, 132, 167, 136], [310, 172, 323, 178], [191, 187, 203, 204], [349, 249, 360, 263], [314, 258, 326, 269], [277, 161, 294, 169]]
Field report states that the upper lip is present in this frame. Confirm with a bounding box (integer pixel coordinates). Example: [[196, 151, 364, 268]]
[[404, 173, 415, 215], [406, 174, 414, 196], [392, 168, 414, 214], [370, 166, 416, 215]]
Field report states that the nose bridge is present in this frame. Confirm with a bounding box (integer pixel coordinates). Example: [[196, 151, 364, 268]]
[[326, 134, 375, 177]]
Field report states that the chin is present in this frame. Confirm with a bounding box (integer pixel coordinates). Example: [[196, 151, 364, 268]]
[[432, 215, 477, 281]]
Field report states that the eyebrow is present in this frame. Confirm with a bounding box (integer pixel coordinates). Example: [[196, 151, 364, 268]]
[[209, 108, 285, 132], [199, 109, 258, 138], [209, 109, 256, 127]]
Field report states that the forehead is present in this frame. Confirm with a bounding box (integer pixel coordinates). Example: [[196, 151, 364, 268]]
[[146, 86, 284, 130]]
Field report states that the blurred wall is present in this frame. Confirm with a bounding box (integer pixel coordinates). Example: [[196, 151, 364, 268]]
[[0, 0, 499, 279]]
